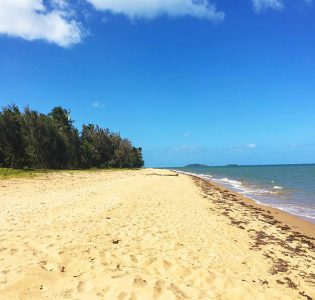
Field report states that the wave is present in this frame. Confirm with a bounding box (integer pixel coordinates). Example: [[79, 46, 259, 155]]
[[273, 186, 283, 190], [270, 204, 315, 220], [173, 170, 275, 196], [210, 177, 273, 196]]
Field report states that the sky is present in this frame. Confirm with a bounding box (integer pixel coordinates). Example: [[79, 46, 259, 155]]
[[0, 0, 314, 167]]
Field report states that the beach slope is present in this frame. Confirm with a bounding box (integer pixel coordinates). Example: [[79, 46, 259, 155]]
[[0, 169, 314, 299]]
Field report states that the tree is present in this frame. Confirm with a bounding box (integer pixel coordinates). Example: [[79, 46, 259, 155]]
[[131, 147, 144, 168], [23, 107, 68, 169], [0, 104, 26, 168], [0, 104, 144, 169], [49, 106, 82, 168]]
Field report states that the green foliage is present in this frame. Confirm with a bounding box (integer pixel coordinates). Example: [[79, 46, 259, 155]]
[[0, 104, 144, 170], [0, 104, 27, 168]]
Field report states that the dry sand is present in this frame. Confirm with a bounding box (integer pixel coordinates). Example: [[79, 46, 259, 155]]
[[0, 168, 314, 300]]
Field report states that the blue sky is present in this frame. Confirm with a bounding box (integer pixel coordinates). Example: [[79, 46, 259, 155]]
[[0, 0, 314, 167]]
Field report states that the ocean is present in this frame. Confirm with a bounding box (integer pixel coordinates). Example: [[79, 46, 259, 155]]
[[171, 164, 315, 223]]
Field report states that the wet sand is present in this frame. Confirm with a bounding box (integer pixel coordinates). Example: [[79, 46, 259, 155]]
[[0, 168, 314, 299]]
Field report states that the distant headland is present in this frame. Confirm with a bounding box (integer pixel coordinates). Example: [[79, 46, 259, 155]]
[[184, 164, 209, 168]]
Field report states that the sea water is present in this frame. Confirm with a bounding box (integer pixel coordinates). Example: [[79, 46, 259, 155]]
[[172, 164, 315, 223]]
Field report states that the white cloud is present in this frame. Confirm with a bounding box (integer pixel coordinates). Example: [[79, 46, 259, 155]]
[[0, 0, 82, 47], [86, 0, 224, 22], [92, 101, 105, 108], [247, 143, 256, 149]]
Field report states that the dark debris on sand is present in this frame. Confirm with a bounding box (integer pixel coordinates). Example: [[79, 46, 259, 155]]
[[190, 175, 315, 299]]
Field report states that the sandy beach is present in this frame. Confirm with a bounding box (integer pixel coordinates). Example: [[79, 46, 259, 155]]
[[0, 168, 314, 300]]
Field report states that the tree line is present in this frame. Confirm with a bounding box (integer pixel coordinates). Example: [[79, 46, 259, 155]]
[[0, 104, 144, 169]]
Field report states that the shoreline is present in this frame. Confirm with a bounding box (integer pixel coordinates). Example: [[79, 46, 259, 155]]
[[172, 170, 315, 237], [173, 169, 315, 239]]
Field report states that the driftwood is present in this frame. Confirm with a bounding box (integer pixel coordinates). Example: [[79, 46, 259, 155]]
[[146, 173, 178, 177]]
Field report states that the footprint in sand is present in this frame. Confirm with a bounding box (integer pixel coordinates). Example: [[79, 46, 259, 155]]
[[168, 283, 189, 299], [77, 280, 93, 293], [133, 276, 147, 288], [119, 291, 138, 300], [46, 243, 55, 249], [117, 292, 128, 299], [40, 261, 59, 272], [61, 288, 74, 298], [154, 280, 165, 299], [130, 255, 138, 263], [10, 248, 18, 255], [144, 257, 157, 267], [163, 259, 172, 269]]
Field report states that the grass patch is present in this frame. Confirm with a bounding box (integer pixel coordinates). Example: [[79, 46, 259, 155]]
[[0, 168, 45, 179], [0, 167, 138, 179]]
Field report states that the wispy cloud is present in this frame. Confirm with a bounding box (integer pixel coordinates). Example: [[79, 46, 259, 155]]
[[92, 101, 105, 108], [51, 0, 68, 9], [252, 0, 312, 12], [252, 0, 284, 12], [285, 142, 315, 150], [223, 143, 257, 152], [173, 145, 200, 153], [184, 132, 191, 137], [86, 0, 224, 22], [147, 144, 206, 156]]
